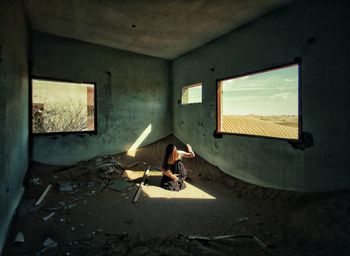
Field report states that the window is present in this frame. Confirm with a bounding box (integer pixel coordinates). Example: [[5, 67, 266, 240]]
[[216, 63, 300, 141], [31, 78, 96, 134], [181, 83, 202, 104]]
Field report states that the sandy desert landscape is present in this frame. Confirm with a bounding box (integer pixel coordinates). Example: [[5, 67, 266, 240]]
[[221, 115, 298, 140]]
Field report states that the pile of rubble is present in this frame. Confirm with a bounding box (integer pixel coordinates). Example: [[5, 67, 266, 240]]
[[14, 155, 143, 255]]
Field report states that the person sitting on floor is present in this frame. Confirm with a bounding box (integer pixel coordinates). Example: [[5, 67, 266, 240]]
[[160, 143, 195, 191]]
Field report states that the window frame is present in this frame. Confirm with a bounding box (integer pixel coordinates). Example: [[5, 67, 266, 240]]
[[29, 76, 98, 136], [215, 61, 302, 142], [181, 82, 203, 105]]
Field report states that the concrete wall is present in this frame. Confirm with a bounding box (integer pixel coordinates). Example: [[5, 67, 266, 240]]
[[172, 0, 350, 192], [0, 0, 29, 252], [31, 32, 171, 165]]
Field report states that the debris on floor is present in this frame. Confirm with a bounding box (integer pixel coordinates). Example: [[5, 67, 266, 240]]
[[59, 182, 75, 192], [238, 217, 249, 222], [182, 234, 274, 256], [28, 177, 43, 186], [132, 166, 150, 203], [108, 180, 133, 192], [37, 237, 57, 255], [95, 155, 123, 176], [41, 212, 55, 222], [13, 232, 24, 244], [35, 184, 52, 206]]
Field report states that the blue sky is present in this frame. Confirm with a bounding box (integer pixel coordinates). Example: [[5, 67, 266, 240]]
[[222, 64, 299, 116]]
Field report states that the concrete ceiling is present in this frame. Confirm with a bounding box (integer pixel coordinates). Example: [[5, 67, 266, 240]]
[[25, 0, 293, 59]]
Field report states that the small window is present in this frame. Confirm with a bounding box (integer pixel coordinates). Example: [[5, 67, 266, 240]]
[[181, 83, 202, 104], [216, 63, 300, 141], [31, 78, 96, 134]]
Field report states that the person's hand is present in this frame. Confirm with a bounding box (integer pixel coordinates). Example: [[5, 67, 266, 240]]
[[186, 144, 195, 157]]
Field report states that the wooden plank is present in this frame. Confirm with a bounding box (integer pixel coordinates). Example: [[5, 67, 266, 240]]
[[35, 184, 52, 206], [132, 166, 150, 203]]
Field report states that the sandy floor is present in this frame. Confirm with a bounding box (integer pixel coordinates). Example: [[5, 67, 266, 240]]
[[3, 135, 350, 255]]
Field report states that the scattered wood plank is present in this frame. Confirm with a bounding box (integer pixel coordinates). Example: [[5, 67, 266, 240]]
[[35, 184, 52, 206], [132, 166, 150, 203]]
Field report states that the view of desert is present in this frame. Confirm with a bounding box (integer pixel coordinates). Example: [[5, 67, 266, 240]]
[[222, 114, 298, 139], [220, 64, 299, 140]]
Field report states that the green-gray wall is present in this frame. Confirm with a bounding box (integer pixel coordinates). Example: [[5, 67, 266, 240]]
[[0, 0, 29, 252], [172, 0, 350, 192], [30, 32, 171, 165]]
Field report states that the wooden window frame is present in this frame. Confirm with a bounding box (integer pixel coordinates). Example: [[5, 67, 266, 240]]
[[215, 61, 302, 142], [181, 82, 202, 105], [30, 76, 98, 136]]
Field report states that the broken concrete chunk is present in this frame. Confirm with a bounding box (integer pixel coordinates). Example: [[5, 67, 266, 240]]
[[67, 203, 77, 210], [43, 237, 57, 248], [42, 212, 55, 222], [59, 201, 65, 206], [59, 183, 74, 192], [238, 217, 249, 223], [29, 177, 43, 186], [72, 197, 83, 202], [13, 232, 24, 244], [86, 191, 96, 196], [109, 180, 133, 192], [37, 237, 58, 255], [45, 206, 62, 211]]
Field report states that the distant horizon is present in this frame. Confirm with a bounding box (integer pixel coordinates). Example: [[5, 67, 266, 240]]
[[223, 113, 298, 117]]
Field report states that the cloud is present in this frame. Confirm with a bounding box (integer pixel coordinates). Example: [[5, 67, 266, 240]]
[[270, 92, 294, 100], [223, 87, 277, 92], [224, 95, 263, 101], [236, 75, 250, 80]]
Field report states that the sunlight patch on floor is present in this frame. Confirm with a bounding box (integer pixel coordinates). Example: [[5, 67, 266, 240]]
[[123, 170, 216, 200]]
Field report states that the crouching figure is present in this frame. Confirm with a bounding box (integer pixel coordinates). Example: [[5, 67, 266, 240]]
[[160, 143, 195, 191]]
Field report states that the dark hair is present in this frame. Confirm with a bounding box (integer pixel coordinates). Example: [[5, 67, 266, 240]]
[[163, 144, 175, 167]]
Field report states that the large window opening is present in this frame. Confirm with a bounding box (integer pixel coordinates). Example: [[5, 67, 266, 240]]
[[181, 83, 202, 104], [216, 63, 300, 141], [31, 78, 96, 134]]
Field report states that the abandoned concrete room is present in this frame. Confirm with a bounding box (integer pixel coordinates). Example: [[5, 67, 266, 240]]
[[1, 0, 350, 255]]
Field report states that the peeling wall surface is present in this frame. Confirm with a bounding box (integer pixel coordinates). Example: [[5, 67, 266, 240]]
[[172, 0, 350, 192], [0, 0, 29, 251], [31, 32, 171, 165]]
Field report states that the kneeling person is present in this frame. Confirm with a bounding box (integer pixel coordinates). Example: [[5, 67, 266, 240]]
[[160, 143, 195, 191]]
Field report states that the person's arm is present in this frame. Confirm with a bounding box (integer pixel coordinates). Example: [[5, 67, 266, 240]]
[[160, 166, 179, 181], [181, 144, 195, 158]]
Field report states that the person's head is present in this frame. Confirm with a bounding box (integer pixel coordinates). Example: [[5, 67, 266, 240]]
[[164, 144, 176, 162]]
